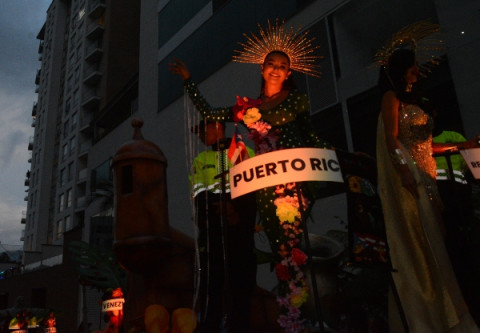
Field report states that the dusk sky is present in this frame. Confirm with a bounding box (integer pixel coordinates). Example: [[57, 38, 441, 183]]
[[0, 1, 51, 245]]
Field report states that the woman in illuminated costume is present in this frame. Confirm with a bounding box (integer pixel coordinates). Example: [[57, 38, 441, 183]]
[[375, 21, 480, 332], [170, 20, 331, 332]]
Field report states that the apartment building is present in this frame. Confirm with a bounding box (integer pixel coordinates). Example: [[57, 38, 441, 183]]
[[3, 0, 140, 330]]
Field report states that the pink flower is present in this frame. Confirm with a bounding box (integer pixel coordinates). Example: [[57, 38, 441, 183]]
[[247, 119, 271, 136]]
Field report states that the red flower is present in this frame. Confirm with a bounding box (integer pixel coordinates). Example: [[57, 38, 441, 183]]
[[291, 248, 307, 266], [232, 96, 261, 122], [275, 262, 291, 281]]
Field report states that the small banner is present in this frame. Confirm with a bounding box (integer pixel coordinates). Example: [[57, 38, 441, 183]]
[[229, 148, 343, 198], [460, 148, 480, 179], [102, 297, 125, 312]]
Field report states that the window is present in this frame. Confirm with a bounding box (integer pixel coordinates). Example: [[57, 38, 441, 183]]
[[62, 144, 69, 161], [63, 120, 69, 138], [56, 220, 63, 239], [72, 112, 78, 129], [68, 162, 74, 181], [66, 189, 72, 208], [74, 66, 80, 83], [67, 75, 73, 92], [70, 137, 76, 155], [65, 215, 72, 231], [91, 159, 113, 192], [76, 44, 83, 61], [73, 89, 79, 106], [59, 168, 66, 187], [65, 99, 71, 115], [59, 193, 65, 212]]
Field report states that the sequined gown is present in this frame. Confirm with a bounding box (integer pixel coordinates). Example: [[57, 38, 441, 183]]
[[184, 78, 330, 258], [377, 103, 479, 332]]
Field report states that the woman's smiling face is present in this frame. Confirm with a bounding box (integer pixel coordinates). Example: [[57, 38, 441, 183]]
[[261, 52, 291, 85]]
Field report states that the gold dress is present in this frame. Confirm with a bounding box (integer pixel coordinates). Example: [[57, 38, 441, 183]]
[[376, 103, 479, 332]]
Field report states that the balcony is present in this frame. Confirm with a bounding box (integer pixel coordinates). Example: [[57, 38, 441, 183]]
[[32, 102, 37, 117], [79, 113, 93, 134], [81, 89, 100, 110], [35, 69, 41, 85], [21, 211, 26, 224], [24, 179, 30, 187], [31, 118, 36, 127], [20, 229, 25, 242], [78, 168, 88, 183], [85, 40, 103, 63], [76, 196, 87, 210], [28, 152, 32, 163], [86, 22, 104, 40], [88, 0, 106, 19], [78, 140, 92, 157], [28, 136, 34, 150], [83, 64, 102, 86]]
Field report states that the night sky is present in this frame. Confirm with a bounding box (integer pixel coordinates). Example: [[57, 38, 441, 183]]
[[0, 0, 51, 245]]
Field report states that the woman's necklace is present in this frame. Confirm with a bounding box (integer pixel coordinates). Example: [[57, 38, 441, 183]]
[[260, 90, 289, 110]]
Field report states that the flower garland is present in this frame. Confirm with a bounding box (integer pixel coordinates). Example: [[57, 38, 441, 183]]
[[234, 96, 310, 332], [274, 183, 310, 333]]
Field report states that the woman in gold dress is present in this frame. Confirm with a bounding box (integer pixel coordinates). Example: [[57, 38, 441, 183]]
[[376, 47, 480, 332]]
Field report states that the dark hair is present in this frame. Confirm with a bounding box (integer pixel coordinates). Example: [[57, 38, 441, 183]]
[[378, 48, 419, 104], [260, 50, 297, 93]]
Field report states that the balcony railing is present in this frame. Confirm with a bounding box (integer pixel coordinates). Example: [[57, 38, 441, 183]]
[[88, 0, 106, 19], [83, 63, 102, 86], [86, 22, 104, 40], [85, 39, 103, 63]]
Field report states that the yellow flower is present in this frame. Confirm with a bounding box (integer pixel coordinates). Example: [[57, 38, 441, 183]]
[[243, 107, 261, 125], [276, 202, 298, 223], [290, 287, 309, 308]]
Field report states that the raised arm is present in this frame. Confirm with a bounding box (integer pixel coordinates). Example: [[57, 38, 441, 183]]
[[169, 58, 233, 122]]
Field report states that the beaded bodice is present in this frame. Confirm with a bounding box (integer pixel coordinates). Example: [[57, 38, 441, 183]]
[[398, 103, 436, 179], [184, 78, 329, 152]]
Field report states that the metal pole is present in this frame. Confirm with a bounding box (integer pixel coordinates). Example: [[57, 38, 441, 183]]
[[296, 183, 325, 333]]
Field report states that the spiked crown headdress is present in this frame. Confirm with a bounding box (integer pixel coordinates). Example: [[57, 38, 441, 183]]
[[233, 19, 321, 77], [373, 20, 445, 76]]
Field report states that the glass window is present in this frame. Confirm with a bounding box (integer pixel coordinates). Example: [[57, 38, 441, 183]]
[[70, 137, 76, 155], [63, 120, 69, 137], [67, 75, 73, 92], [60, 168, 66, 187], [65, 99, 71, 115], [65, 216, 72, 231], [66, 189, 72, 208], [73, 89, 79, 106], [59, 193, 65, 212], [68, 162, 74, 181], [71, 112, 78, 129], [62, 144, 69, 161], [56, 220, 63, 239]]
